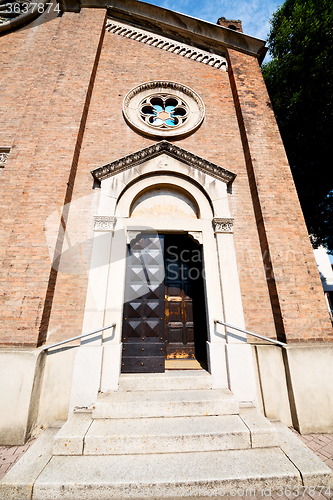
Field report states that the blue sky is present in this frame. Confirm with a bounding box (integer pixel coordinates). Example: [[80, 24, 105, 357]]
[[144, 0, 283, 59]]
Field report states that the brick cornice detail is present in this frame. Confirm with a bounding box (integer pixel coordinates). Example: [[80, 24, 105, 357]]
[[91, 141, 236, 184], [106, 18, 228, 71]]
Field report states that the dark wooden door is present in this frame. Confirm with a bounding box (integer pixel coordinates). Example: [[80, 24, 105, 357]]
[[164, 234, 206, 360], [122, 234, 165, 373]]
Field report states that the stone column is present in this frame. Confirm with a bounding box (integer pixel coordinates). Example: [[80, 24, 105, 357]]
[[69, 215, 117, 411], [213, 217, 257, 403]]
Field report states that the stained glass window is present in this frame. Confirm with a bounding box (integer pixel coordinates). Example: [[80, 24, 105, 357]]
[[139, 95, 188, 129]]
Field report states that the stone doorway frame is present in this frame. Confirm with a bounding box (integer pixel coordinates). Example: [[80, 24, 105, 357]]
[[69, 144, 257, 411]]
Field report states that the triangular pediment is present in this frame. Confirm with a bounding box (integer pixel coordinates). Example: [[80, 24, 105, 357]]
[[91, 141, 236, 185]]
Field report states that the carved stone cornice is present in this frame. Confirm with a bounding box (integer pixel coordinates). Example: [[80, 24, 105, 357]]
[[91, 141, 236, 185], [0, 152, 9, 168], [93, 215, 117, 232], [106, 19, 228, 71], [212, 217, 234, 233]]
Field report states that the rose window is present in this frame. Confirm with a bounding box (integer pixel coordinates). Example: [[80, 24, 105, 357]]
[[123, 81, 205, 138], [139, 95, 189, 129]]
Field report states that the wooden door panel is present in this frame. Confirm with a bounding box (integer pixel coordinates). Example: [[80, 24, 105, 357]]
[[166, 285, 182, 298], [168, 301, 182, 322], [144, 320, 161, 338], [167, 323, 183, 342], [185, 325, 195, 342], [122, 356, 164, 373], [123, 343, 164, 357], [147, 285, 160, 299], [184, 301, 193, 322], [164, 234, 207, 360], [130, 268, 146, 282], [128, 284, 148, 300]]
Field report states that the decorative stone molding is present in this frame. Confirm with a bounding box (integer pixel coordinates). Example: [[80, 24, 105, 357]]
[[188, 231, 203, 245], [123, 81, 205, 139], [126, 230, 143, 245], [91, 141, 236, 185], [0, 151, 9, 168], [106, 18, 228, 72], [212, 217, 234, 233], [93, 215, 117, 232]]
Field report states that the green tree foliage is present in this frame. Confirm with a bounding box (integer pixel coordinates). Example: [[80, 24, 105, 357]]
[[262, 0, 333, 252]]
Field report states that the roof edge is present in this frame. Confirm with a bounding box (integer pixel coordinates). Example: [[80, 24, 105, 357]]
[[58, 0, 267, 61]]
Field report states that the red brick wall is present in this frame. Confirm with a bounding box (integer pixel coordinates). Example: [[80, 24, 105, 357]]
[[1, 12, 330, 347], [228, 49, 333, 341], [0, 9, 106, 346], [46, 28, 277, 344]]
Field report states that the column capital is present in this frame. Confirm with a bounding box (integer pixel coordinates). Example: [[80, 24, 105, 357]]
[[93, 215, 117, 232], [212, 217, 234, 234]]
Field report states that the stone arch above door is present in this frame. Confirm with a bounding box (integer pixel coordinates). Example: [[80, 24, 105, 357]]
[[130, 185, 199, 220], [116, 175, 212, 220]]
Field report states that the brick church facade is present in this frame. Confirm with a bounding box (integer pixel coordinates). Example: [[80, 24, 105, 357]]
[[0, 0, 332, 445]]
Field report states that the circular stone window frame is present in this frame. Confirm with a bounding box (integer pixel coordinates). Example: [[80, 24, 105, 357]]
[[123, 81, 205, 139]]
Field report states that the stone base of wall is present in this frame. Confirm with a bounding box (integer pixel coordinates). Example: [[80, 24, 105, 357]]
[[1, 342, 333, 445], [254, 343, 333, 434], [0, 349, 45, 445]]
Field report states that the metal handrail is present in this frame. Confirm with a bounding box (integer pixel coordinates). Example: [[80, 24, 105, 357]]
[[214, 320, 287, 347], [41, 324, 116, 351]]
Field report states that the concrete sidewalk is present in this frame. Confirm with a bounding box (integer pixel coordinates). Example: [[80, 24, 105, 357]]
[[292, 431, 333, 471], [0, 439, 35, 480]]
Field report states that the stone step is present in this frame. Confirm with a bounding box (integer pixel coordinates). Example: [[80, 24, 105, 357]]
[[83, 414, 251, 455], [118, 369, 212, 392], [92, 388, 239, 419], [31, 448, 304, 499], [54, 407, 279, 456], [3, 421, 331, 500]]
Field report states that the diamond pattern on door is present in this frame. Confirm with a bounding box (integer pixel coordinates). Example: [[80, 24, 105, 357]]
[[122, 233, 165, 373], [146, 301, 160, 317]]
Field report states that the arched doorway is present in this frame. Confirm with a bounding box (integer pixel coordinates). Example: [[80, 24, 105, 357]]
[[121, 184, 207, 372], [121, 231, 208, 373], [70, 147, 257, 405]]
